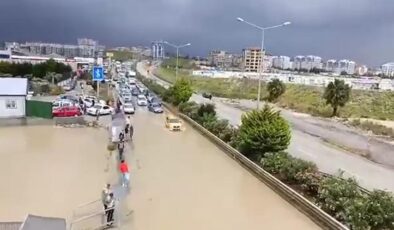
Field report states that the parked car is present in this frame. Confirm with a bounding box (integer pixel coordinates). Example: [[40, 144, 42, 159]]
[[52, 106, 82, 117], [83, 98, 95, 107], [137, 95, 148, 106], [165, 115, 182, 131], [52, 99, 78, 111], [87, 105, 114, 116], [123, 103, 135, 114], [148, 103, 163, 113]]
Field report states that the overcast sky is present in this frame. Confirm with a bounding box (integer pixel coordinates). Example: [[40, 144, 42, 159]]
[[0, 0, 393, 66]]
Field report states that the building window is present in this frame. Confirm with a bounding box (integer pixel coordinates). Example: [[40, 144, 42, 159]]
[[6, 100, 17, 109]]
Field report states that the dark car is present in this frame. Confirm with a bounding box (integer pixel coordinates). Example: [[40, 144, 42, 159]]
[[148, 103, 163, 113], [131, 88, 139, 96], [202, 92, 212, 100]]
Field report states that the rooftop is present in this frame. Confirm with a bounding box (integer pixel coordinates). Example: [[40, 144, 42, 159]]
[[0, 78, 28, 96]]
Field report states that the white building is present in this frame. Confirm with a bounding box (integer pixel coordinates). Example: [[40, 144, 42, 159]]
[[293, 56, 305, 70], [325, 59, 337, 72], [381, 62, 394, 77], [0, 78, 28, 118], [305, 55, 322, 70], [336, 59, 356, 75], [293, 55, 322, 71], [272, 56, 291, 69]]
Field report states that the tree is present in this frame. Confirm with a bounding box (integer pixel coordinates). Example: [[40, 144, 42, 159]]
[[267, 79, 286, 102], [164, 78, 193, 105], [237, 105, 291, 161], [323, 79, 351, 117]]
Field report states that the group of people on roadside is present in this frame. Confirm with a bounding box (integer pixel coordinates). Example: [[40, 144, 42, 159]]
[[100, 99, 134, 226]]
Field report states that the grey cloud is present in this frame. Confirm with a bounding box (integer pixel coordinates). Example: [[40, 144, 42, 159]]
[[0, 0, 393, 65]]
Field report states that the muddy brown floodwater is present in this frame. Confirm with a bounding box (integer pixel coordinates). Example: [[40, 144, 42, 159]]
[[120, 109, 321, 230], [0, 125, 114, 222], [0, 107, 321, 230]]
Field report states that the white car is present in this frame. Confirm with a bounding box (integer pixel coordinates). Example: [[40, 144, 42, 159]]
[[123, 103, 135, 114], [83, 98, 95, 107], [87, 105, 114, 116], [122, 93, 132, 101], [137, 95, 148, 106]]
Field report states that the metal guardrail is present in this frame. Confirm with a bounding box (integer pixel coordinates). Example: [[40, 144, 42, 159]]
[[162, 102, 349, 230]]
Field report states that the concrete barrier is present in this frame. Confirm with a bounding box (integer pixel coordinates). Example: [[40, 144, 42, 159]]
[[54, 116, 86, 126], [163, 103, 348, 230]]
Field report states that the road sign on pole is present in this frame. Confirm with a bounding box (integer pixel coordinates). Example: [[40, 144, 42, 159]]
[[93, 66, 104, 81]]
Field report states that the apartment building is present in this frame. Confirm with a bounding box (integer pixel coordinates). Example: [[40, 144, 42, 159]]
[[272, 56, 291, 69], [208, 50, 233, 68], [151, 41, 164, 59], [381, 63, 394, 77], [242, 47, 262, 72], [337, 59, 356, 75], [293, 55, 322, 70]]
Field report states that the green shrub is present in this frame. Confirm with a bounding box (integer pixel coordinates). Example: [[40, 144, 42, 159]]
[[295, 171, 322, 197], [261, 152, 317, 184], [261, 152, 291, 174], [199, 113, 217, 130], [165, 78, 193, 105], [317, 176, 363, 221], [237, 105, 291, 161], [267, 79, 286, 102], [280, 157, 317, 184], [197, 103, 216, 118], [345, 190, 394, 230]]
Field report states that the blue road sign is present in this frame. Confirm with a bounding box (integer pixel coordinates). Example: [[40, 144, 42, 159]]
[[93, 66, 104, 81]]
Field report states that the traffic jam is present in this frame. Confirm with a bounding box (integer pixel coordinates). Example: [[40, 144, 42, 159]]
[[51, 62, 165, 118]]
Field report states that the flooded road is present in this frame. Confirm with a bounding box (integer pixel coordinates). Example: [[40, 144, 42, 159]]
[[0, 125, 114, 222], [0, 105, 320, 229], [121, 108, 320, 229]]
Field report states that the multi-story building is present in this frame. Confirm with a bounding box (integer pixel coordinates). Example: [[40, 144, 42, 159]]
[[15, 39, 100, 58], [293, 55, 322, 71], [272, 56, 291, 69], [77, 38, 98, 47], [325, 59, 337, 72], [152, 41, 164, 59], [293, 55, 305, 70], [242, 47, 262, 72], [381, 63, 394, 77], [305, 55, 322, 70], [337, 59, 356, 75], [208, 50, 233, 69]]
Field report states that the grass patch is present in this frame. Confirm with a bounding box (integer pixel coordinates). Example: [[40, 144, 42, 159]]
[[156, 66, 394, 120], [350, 119, 394, 138]]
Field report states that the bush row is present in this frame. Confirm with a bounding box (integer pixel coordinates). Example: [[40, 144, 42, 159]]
[[179, 101, 394, 230], [140, 75, 394, 230]]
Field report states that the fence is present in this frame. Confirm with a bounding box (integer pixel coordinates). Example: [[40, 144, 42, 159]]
[[25, 100, 52, 119]]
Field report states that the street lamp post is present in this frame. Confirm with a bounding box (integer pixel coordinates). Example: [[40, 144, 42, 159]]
[[163, 41, 191, 81], [237, 17, 291, 109]]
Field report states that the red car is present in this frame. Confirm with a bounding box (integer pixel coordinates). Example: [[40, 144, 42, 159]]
[[52, 106, 82, 117]]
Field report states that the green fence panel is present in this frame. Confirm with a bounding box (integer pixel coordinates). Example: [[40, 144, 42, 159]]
[[26, 100, 53, 119]]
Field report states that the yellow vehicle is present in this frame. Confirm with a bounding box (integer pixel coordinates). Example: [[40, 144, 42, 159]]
[[165, 115, 182, 131]]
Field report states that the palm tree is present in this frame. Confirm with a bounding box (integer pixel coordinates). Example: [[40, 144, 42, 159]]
[[323, 79, 351, 117]]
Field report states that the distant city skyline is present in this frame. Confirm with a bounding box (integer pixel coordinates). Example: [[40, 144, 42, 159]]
[[1, 0, 393, 66]]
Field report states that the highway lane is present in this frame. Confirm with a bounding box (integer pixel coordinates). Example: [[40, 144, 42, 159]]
[[117, 105, 320, 229], [136, 61, 394, 192]]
